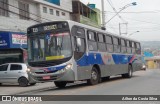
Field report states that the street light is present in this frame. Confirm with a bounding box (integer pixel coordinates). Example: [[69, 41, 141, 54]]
[[128, 31, 140, 36], [105, 2, 137, 25]]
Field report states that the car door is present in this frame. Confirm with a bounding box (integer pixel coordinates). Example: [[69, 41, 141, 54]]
[[7, 64, 23, 83], [0, 64, 9, 83]]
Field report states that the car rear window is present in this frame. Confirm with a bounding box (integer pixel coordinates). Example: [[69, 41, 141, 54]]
[[10, 64, 22, 71], [0, 65, 8, 71]]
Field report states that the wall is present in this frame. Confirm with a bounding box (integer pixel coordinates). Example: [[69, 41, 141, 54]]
[[0, 0, 39, 32], [39, 4, 71, 22], [0, 0, 72, 32], [33, 0, 72, 12]]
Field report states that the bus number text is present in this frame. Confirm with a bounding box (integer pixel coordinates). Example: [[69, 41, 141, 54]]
[[44, 25, 57, 31], [32, 28, 38, 33]]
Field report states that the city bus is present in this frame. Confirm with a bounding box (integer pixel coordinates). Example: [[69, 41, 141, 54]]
[[27, 20, 143, 88]]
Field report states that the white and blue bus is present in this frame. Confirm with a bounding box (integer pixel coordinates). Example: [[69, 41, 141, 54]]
[[27, 20, 143, 88]]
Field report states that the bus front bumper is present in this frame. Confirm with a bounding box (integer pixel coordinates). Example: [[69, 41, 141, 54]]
[[28, 69, 75, 82]]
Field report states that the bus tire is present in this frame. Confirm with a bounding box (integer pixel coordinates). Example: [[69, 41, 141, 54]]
[[122, 65, 133, 78], [54, 81, 67, 88], [18, 77, 28, 87], [87, 67, 100, 85]]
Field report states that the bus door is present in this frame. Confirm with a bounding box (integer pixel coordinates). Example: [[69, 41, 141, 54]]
[[71, 26, 86, 66], [72, 26, 89, 80]]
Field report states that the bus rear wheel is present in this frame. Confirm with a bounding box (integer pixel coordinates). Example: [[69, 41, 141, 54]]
[[122, 65, 133, 78], [87, 67, 100, 85], [54, 81, 67, 88]]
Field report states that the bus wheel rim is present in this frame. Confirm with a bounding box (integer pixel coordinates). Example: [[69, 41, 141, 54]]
[[91, 71, 97, 80]]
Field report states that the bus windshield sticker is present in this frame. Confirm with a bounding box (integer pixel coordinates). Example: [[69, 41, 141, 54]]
[[50, 32, 69, 37], [46, 55, 65, 61]]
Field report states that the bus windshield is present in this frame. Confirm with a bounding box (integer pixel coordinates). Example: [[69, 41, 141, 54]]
[[28, 32, 72, 62]]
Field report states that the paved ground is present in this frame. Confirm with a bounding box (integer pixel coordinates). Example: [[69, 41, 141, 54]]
[[0, 69, 160, 104], [0, 82, 55, 95]]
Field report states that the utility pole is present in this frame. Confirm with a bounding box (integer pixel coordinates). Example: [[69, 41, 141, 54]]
[[101, 0, 106, 30]]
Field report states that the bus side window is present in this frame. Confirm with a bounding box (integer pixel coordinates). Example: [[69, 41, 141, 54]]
[[74, 37, 85, 52], [126, 40, 131, 54], [113, 37, 120, 53], [136, 42, 141, 54], [97, 33, 106, 52], [131, 42, 136, 54], [121, 39, 127, 53], [87, 31, 98, 51], [106, 35, 113, 52]]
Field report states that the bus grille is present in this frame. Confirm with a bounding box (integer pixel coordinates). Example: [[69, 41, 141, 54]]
[[35, 70, 58, 74]]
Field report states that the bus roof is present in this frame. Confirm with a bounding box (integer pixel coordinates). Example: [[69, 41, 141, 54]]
[[66, 20, 140, 43], [27, 20, 140, 43]]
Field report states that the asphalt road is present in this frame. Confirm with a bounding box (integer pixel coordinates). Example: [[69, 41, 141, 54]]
[[20, 69, 160, 95], [1, 69, 160, 104]]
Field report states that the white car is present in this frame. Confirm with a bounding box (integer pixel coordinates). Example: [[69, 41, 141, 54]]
[[0, 63, 36, 87]]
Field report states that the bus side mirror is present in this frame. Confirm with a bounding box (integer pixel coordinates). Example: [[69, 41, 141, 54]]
[[76, 38, 81, 47]]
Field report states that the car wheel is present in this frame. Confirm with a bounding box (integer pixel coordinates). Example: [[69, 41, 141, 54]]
[[30, 83, 36, 86], [87, 67, 100, 85], [0, 83, 2, 86], [122, 65, 133, 78], [18, 77, 29, 87], [54, 81, 67, 88]]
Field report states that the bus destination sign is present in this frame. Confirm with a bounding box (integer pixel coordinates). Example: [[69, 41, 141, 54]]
[[31, 25, 57, 33], [28, 22, 69, 34]]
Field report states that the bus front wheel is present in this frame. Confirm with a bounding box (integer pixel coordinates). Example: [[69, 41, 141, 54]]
[[54, 81, 67, 88], [122, 65, 133, 78], [87, 67, 100, 85]]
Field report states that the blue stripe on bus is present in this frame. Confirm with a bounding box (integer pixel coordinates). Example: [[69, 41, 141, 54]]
[[44, 65, 66, 72], [77, 53, 137, 66], [77, 53, 103, 66], [112, 54, 128, 64]]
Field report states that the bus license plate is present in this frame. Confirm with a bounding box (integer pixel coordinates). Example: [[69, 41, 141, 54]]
[[43, 76, 50, 80]]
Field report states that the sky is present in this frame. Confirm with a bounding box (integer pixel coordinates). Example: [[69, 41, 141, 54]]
[[80, 0, 160, 41]]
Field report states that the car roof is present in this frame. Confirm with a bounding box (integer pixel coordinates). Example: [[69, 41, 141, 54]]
[[0, 63, 27, 66]]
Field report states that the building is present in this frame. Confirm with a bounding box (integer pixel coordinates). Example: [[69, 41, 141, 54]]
[[0, 0, 72, 33], [0, 0, 72, 49], [145, 56, 160, 69], [0, 0, 73, 65], [71, 0, 101, 28]]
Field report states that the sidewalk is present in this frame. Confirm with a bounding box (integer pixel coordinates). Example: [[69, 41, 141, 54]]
[[0, 82, 55, 95]]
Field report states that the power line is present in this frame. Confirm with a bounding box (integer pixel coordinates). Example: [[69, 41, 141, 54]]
[[124, 17, 160, 26], [105, 11, 159, 14], [105, 13, 160, 26], [0, 0, 52, 22], [0, 6, 40, 23], [106, 0, 126, 22]]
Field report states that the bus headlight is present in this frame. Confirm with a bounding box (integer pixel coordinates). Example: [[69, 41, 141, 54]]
[[65, 64, 72, 70], [58, 64, 73, 73]]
